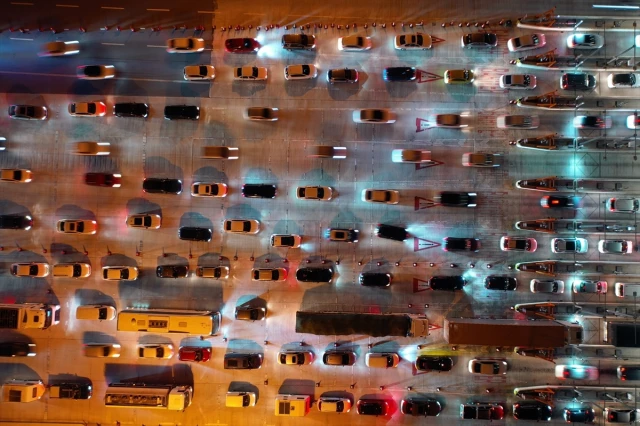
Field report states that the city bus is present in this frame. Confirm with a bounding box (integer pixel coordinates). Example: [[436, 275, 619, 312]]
[[104, 383, 192, 411], [117, 309, 221, 335]]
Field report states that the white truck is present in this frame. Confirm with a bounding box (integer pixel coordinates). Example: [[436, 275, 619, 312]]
[[2, 379, 46, 402], [0, 303, 60, 330]]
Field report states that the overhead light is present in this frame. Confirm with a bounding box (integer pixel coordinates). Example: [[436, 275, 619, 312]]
[[593, 4, 639, 9]]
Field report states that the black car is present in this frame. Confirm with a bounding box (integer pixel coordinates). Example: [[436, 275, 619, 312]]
[[359, 272, 391, 287], [178, 226, 212, 242], [164, 105, 200, 120], [114, 102, 149, 118], [296, 267, 333, 283], [224, 353, 263, 369], [323, 350, 357, 366], [540, 195, 582, 209], [242, 183, 277, 198], [461, 403, 505, 420], [415, 355, 453, 371], [401, 398, 442, 416], [443, 237, 481, 252], [618, 366, 640, 380], [383, 67, 417, 82], [563, 407, 595, 423], [513, 402, 553, 421], [281, 33, 316, 50], [0, 214, 33, 230], [462, 32, 498, 48], [375, 223, 409, 241], [561, 72, 597, 91], [142, 178, 183, 194], [51, 383, 93, 399], [438, 191, 477, 207], [156, 265, 189, 278], [357, 399, 389, 416], [428, 276, 466, 291], [610, 73, 637, 87], [327, 68, 359, 83], [0, 342, 36, 357], [484, 276, 517, 291]]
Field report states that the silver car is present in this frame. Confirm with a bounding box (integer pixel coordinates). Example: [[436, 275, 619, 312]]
[[499, 74, 537, 89], [551, 238, 588, 254], [530, 279, 565, 294], [598, 240, 634, 254], [606, 197, 640, 213]]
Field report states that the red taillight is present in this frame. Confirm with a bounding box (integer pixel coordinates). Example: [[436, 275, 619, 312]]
[[563, 370, 570, 378]]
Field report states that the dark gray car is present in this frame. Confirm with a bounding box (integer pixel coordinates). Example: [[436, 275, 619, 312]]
[[224, 353, 263, 369]]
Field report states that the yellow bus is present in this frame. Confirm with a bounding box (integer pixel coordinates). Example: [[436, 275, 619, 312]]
[[117, 309, 221, 335]]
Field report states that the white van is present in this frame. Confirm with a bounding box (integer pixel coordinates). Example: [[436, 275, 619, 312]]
[[365, 352, 400, 368], [226, 391, 256, 407], [76, 305, 116, 321], [2, 379, 46, 402], [615, 282, 640, 297], [275, 394, 310, 417]]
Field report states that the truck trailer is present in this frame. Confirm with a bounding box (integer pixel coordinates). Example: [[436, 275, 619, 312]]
[[607, 321, 640, 348], [295, 311, 429, 338], [444, 318, 583, 347], [0, 303, 60, 330]]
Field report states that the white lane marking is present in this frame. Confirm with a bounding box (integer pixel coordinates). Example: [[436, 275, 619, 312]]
[[147, 45, 166, 48], [10, 2, 34, 5], [198, 10, 215, 13], [56, 4, 79, 7], [101, 42, 125, 46], [101, 6, 124, 9], [0, 70, 189, 84], [147, 8, 169, 11], [10, 37, 33, 41]]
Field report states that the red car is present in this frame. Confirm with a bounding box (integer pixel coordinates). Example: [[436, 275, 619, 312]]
[[84, 172, 122, 187], [224, 38, 260, 53], [178, 346, 211, 362]]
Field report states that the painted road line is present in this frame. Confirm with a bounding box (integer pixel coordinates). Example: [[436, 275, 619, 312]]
[[147, 8, 169, 11], [10, 37, 33, 41], [56, 4, 79, 7], [147, 45, 166, 48], [101, 6, 124, 9], [101, 43, 125, 46], [0, 70, 192, 84], [10, 2, 34, 5], [198, 10, 215, 13]]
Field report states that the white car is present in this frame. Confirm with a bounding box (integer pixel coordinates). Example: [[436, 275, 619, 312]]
[[233, 66, 268, 81], [496, 115, 539, 129], [468, 359, 508, 375], [627, 114, 640, 129], [10, 263, 50, 278], [56, 219, 97, 234], [191, 182, 228, 197], [277, 350, 314, 365], [223, 219, 260, 234], [138, 344, 174, 359], [507, 34, 546, 52], [394, 33, 432, 50], [567, 33, 604, 49], [352, 109, 396, 124], [252, 268, 287, 282], [77, 65, 115, 80], [0, 169, 32, 183], [392, 149, 432, 163], [462, 153, 501, 167], [296, 186, 333, 201], [52, 263, 91, 278], [608, 73, 640, 88], [598, 240, 634, 255], [166, 37, 205, 53], [338, 35, 372, 51], [499, 74, 537, 89], [196, 266, 230, 279], [74, 141, 110, 155], [126, 214, 161, 229], [183, 65, 215, 80], [530, 279, 565, 294], [551, 238, 588, 253], [362, 189, 399, 205], [555, 364, 599, 380], [574, 115, 612, 129], [319, 396, 352, 413], [270, 234, 302, 248], [308, 145, 347, 159], [39, 40, 80, 57], [102, 266, 139, 281], [284, 64, 317, 80], [607, 197, 640, 213], [68, 101, 106, 117]]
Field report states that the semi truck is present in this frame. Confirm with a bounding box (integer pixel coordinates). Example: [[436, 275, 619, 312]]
[[295, 311, 430, 338], [0, 303, 61, 330], [444, 318, 583, 347], [50, 383, 93, 399]]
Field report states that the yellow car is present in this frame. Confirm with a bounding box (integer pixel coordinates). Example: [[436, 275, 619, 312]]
[[0, 169, 32, 183], [444, 69, 475, 85]]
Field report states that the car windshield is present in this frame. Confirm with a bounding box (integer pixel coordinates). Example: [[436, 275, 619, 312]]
[[579, 35, 594, 44], [84, 66, 101, 77], [251, 67, 258, 77], [243, 222, 251, 232], [120, 269, 129, 279], [300, 65, 310, 75], [355, 37, 363, 46], [187, 39, 194, 48], [87, 104, 96, 114], [552, 282, 558, 292], [198, 66, 207, 74], [281, 236, 293, 245], [29, 265, 38, 275], [416, 34, 423, 44]]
